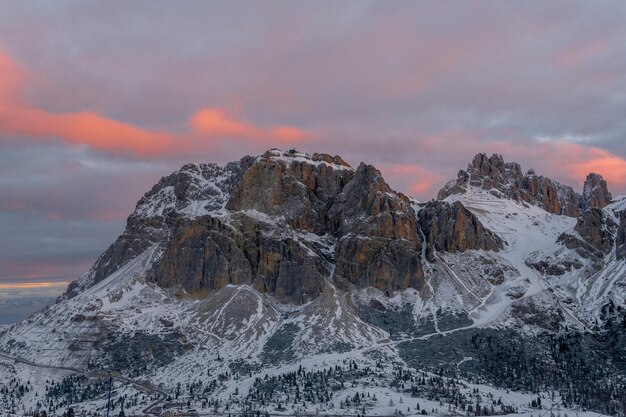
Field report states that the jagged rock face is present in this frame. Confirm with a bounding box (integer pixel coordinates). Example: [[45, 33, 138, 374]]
[[136, 160, 249, 216], [327, 163, 416, 239], [143, 150, 356, 303], [226, 151, 353, 234], [148, 214, 330, 303], [329, 163, 425, 294], [557, 208, 616, 262], [66, 149, 511, 304], [438, 153, 612, 217], [417, 201, 504, 262], [522, 173, 581, 217], [582, 173, 612, 210], [574, 208, 616, 254], [66, 161, 249, 298], [66, 216, 170, 298]]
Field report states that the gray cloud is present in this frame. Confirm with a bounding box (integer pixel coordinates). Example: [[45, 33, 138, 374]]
[[1, 1, 626, 296]]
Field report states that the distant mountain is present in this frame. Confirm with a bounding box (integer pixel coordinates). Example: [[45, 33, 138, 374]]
[[0, 149, 624, 417], [0, 296, 55, 324]]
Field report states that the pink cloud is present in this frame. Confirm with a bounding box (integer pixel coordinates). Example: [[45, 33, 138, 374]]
[[379, 163, 446, 200], [0, 50, 312, 156], [0, 51, 175, 155], [2, 46, 626, 202], [377, 130, 626, 198], [0, 281, 69, 290], [550, 143, 626, 188], [189, 107, 310, 143], [0, 51, 22, 102], [2, 107, 176, 155]]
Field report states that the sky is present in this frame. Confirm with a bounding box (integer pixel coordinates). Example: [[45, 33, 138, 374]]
[[1, 1, 626, 299]]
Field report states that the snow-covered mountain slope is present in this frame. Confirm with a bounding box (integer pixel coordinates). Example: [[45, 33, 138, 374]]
[[523, 195, 626, 324], [441, 189, 592, 330], [1, 150, 625, 417]]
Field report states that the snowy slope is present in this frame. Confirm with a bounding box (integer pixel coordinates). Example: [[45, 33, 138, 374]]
[[443, 189, 580, 327]]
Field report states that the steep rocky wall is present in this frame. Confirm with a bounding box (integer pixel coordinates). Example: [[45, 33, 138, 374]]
[[147, 214, 330, 303], [557, 208, 617, 263], [225, 151, 353, 234], [616, 212, 626, 260], [417, 200, 504, 262], [329, 163, 425, 294], [582, 173, 612, 210], [66, 149, 506, 303]]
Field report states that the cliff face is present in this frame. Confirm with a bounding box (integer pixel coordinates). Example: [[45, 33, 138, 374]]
[[68, 149, 505, 303], [417, 201, 504, 262], [150, 156, 426, 301], [149, 214, 332, 303], [582, 173, 612, 210], [557, 208, 617, 264], [437, 153, 612, 217], [328, 163, 425, 294], [225, 152, 353, 234], [126, 150, 358, 303]]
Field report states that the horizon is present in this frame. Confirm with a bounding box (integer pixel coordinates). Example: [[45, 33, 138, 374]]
[[2, 2, 626, 303]]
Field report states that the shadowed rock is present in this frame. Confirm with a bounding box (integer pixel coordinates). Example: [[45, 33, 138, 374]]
[[329, 163, 425, 293], [557, 208, 617, 263], [417, 200, 504, 262]]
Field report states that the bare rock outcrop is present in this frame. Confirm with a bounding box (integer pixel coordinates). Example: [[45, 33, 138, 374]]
[[438, 153, 612, 217], [417, 200, 504, 262], [557, 208, 617, 263], [148, 214, 330, 303], [582, 173, 612, 210], [328, 163, 425, 294], [225, 150, 353, 234]]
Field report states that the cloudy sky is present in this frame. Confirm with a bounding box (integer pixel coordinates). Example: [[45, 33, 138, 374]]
[[1, 1, 626, 298]]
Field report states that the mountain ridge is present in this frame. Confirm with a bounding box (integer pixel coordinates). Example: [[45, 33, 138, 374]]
[[68, 149, 509, 303], [438, 152, 612, 216], [1, 149, 625, 417]]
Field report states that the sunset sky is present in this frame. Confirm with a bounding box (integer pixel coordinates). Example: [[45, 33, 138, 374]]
[[1, 1, 626, 297]]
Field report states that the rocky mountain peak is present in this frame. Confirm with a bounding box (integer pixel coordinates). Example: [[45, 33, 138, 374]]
[[262, 148, 351, 168], [438, 152, 613, 217], [225, 149, 355, 234], [438, 153, 522, 200], [66, 149, 506, 303], [582, 172, 612, 209], [469, 153, 512, 182], [417, 200, 504, 262]]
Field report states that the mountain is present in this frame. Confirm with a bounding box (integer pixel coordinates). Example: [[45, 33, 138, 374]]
[[0, 149, 624, 417], [438, 153, 612, 216], [0, 297, 55, 325]]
